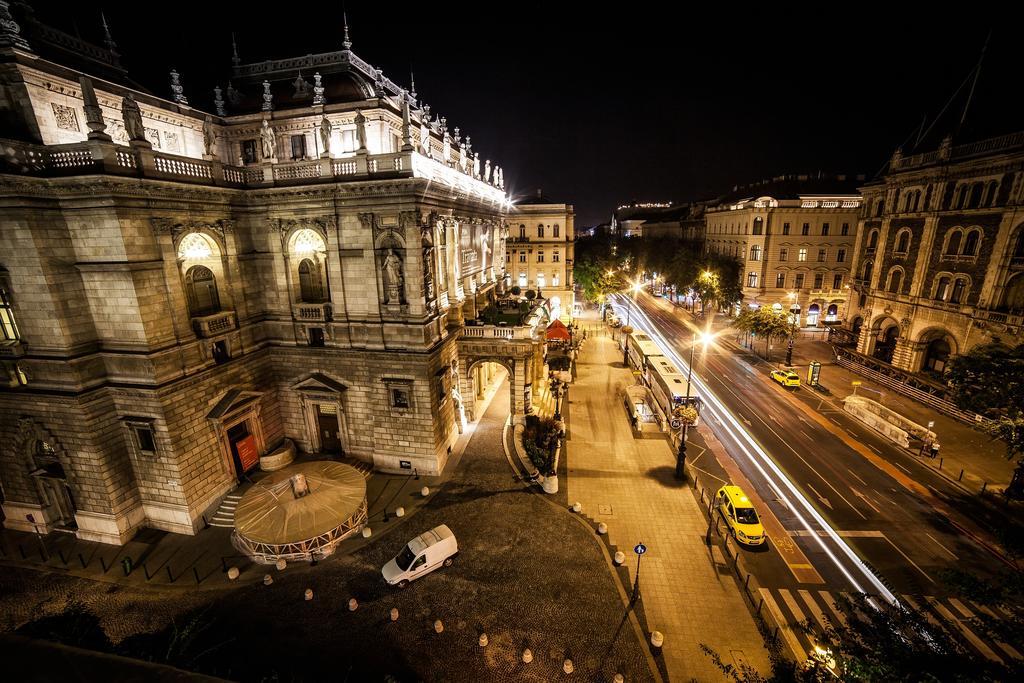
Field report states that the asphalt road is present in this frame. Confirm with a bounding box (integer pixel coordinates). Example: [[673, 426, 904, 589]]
[[625, 292, 1004, 596]]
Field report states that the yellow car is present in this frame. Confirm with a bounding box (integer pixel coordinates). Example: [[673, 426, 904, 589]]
[[716, 485, 766, 546], [770, 369, 800, 388]]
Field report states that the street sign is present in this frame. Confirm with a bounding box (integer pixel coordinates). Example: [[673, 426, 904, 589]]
[[670, 419, 681, 429], [634, 543, 647, 555], [851, 381, 862, 386], [927, 420, 935, 429]]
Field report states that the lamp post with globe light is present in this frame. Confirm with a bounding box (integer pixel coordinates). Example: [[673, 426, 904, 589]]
[[675, 330, 714, 480]]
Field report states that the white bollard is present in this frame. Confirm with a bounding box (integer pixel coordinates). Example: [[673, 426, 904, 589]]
[[614, 674, 624, 683], [597, 522, 608, 535], [227, 567, 240, 580], [361, 526, 372, 538], [613, 551, 625, 565], [478, 633, 488, 647], [650, 630, 664, 648], [276, 559, 287, 571], [263, 574, 273, 586], [572, 502, 582, 513], [348, 597, 358, 611], [304, 588, 313, 601], [390, 608, 399, 622], [522, 648, 533, 664], [421, 486, 430, 497], [563, 659, 574, 674], [434, 619, 444, 633], [395, 506, 405, 517]]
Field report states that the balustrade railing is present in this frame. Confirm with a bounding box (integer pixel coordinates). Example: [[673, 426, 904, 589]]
[[191, 310, 237, 338]]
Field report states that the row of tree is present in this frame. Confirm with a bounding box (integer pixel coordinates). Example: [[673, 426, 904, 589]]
[[733, 306, 798, 362]]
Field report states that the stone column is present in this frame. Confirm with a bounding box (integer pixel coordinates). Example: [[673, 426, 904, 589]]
[[891, 337, 916, 371]]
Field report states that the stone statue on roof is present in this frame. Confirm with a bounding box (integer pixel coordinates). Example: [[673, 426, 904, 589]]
[[121, 93, 146, 142], [473, 152, 480, 179], [484, 159, 492, 184], [319, 116, 332, 157], [203, 116, 217, 157], [419, 114, 430, 157], [260, 120, 276, 160], [355, 110, 367, 152]]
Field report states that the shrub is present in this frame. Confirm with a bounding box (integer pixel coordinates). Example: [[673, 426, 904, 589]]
[[525, 289, 537, 301], [522, 415, 561, 473], [510, 285, 522, 296]]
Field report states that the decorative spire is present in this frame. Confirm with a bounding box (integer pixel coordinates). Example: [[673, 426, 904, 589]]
[[213, 86, 226, 117], [409, 69, 417, 101], [312, 72, 325, 106], [231, 32, 240, 66], [169, 69, 189, 105], [100, 11, 117, 53], [342, 13, 352, 50], [261, 80, 273, 112]]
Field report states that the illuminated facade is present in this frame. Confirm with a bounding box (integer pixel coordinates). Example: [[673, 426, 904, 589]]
[[846, 133, 1024, 373], [0, 12, 541, 544], [507, 191, 576, 320], [704, 176, 862, 324]]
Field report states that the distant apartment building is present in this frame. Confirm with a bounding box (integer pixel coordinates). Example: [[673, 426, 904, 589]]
[[704, 175, 863, 325], [508, 190, 575, 320], [846, 132, 1024, 375]]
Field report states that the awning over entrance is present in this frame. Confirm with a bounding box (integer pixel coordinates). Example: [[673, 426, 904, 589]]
[[545, 319, 570, 341]]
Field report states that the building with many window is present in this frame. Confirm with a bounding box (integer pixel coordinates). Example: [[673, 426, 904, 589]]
[[845, 132, 1024, 375], [0, 11, 544, 545], [507, 190, 575, 320], [704, 175, 863, 325]]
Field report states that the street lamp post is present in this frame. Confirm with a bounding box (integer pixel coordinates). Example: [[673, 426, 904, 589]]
[[676, 331, 712, 480]]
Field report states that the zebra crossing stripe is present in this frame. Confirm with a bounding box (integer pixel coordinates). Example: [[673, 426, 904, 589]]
[[927, 597, 1003, 663], [955, 599, 1024, 660], [797, 589, 833, 633], [817, 590, 847, 627], [759, 588, 807, 662]]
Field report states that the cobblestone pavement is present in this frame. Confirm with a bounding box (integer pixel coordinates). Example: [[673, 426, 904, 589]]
[[567, 310, 771, 681], [0, 379, 655, 682]]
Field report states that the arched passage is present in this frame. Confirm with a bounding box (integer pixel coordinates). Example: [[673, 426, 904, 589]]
[[461, 357, 515, 426], [919, 331, 956, 375], [868, 316, 900, 363]]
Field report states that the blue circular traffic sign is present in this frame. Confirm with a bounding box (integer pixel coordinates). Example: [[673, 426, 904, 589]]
[[634, 543, 647, 555]]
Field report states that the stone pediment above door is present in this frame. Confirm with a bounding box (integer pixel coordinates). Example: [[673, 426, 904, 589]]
[[292, 373, 349, 394], [207, 388, 263, 420]]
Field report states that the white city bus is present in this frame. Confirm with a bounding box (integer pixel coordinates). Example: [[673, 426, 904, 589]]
[[624, 332, 664, 373], [648, 355, 701, 427]]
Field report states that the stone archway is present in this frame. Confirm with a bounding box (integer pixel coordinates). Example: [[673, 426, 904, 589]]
[[462, 357, 516, 424], [3, 419, 78, 534], [916, 328, 958, 376], [865, 316, 901, 363]]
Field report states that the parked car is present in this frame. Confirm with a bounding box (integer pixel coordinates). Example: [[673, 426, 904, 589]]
[[382, 524, 458, 588], [770, 369, 801, 388], [715, 485, 766, 546]]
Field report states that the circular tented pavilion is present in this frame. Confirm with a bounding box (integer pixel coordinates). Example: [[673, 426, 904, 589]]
[[231, 461, 368, 565]]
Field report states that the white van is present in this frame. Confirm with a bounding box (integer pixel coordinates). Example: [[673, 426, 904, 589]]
[[381, 524, 458, 588]]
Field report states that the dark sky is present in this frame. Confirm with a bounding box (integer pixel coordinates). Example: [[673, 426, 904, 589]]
[[35, 2, 1016, 227]]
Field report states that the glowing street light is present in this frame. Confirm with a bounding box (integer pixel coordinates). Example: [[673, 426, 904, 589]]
[[675, 328, 716, 480]]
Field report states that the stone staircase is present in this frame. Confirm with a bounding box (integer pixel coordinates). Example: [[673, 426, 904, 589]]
[[208, 490, 244, 528]]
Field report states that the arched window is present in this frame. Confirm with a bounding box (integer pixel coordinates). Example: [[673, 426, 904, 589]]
[[955, 185, 968, 209], [1014, 231, 1024, 261], [752, 217, 763, 235], [298, 258, 324, 302], [185, 265, 220, 316], [875, 199, 885, 217], [862, 260, 873, 283], [962, 229, 980, 256], [922, 336, 952, 373], [887, 269, 903, 294], [518, 224, 526, 239], [1000, 273, 1024, 312], [935, 276, 951, 301], [867, 230, 879, 250], [945, 230, 962, 255], [537, 223, 544, 238], [968, 183, 984, 209], [895, 230, 910, 254], [949, 277, 967, 304]]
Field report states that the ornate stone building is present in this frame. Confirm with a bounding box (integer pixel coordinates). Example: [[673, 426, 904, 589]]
[[507, 190, 575, 320], [0, 10, 544, 544], [704, 176, 863, 324], [846, 132, 1024, 374]]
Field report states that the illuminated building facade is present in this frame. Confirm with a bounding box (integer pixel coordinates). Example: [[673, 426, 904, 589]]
[[507, 190, 575, 320]]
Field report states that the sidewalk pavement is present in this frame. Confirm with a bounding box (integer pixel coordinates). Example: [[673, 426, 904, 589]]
[[661, 297, 1015, 495], [565, 308, 771, 681]]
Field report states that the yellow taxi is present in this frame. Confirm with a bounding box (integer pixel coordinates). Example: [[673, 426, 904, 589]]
[[770, 369, 801, 388], [715, 485, 766, 546]]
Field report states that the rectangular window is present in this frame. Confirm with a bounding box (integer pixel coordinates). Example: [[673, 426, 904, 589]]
[[391, 388, 410, 409], [553, 225, 560, 238], [212, 340, 230, 364], [779, 248, 788, 262], [134, 425, 156, 453], [750, 245, 761, 261], [814, 273, 824, 289], [794, 273, 805, 289], [836, 248, 846, 263], [537, 225, 545, 238], [518, 272, 527, 287], [747, 272, 758, 288], [821, 223, 830, 236], [802, 223, 810, 236], [553, 251, 560, 263], [506, 252, 511, 263], [553, 273, 560, 287], [290, 134, 307, 160], [0, 286, 20, 341], [537, 251, 544, 263], [537, 274, 546, 289], [817, 249, 827, 262], [775, 273, 785, 288], [798, 248, 807, 262], [833, 274, 843, 289], [241, 139, 258, 165], [841, 223, 850, 236], [782, 222, 791, 235], [309, 327, 325, 347], [519, 252, 526, 263]]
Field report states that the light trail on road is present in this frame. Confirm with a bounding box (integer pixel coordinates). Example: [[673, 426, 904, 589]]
[[613, 295, 898, 605]]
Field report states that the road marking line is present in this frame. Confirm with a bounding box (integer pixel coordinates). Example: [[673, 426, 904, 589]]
[[853, 490, 882, 515], [893, 460, 913, 475], [848, 470, 868, 486], [868, 444, 882, 454], [928, 598, 1003, 663], [900, 595, 946, 631], [817, 591, 847, 627], [883, 534, 936, 584], [924, 532, 959, 560], [764, 589, 809, 662], [789, 529, 884, 538], [797, 589, 832, 633], [962, 601, 1024, 660]]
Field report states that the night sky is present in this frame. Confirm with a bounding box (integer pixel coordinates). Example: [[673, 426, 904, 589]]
[[35, 2, 1015, 227]]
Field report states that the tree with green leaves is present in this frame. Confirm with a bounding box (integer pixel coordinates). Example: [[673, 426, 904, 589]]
[[945, 341, 1024, 417], [986, 411, 1024, 499]]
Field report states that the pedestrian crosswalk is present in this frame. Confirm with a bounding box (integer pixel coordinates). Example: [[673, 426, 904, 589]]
[[759, 587, 1022, 666]]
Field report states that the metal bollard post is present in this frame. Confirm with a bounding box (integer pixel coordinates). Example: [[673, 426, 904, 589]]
[[166, 566, 174, 582], [938, 457, 943, 470], [981, 482, 988, 494], [958, 469, 964, 481], [78, 552, 86, 568], [100, 556, 108, 573]]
